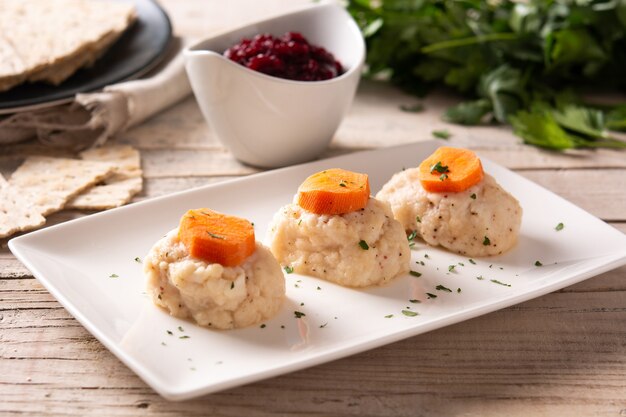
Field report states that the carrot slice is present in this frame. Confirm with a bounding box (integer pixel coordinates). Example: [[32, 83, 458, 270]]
[[418, 147, 484, 193], [178, 208, 255, 267], [297, 168, 370, 215]]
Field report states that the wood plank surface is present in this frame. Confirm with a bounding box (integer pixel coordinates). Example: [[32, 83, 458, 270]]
[[1, 0, 625, 416]]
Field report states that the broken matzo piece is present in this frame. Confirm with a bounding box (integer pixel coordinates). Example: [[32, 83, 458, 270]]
[[8, 156, 115, 216], [0, 0, 136, 92], [66, 145, 143, 210], [0, 173, 46, 238]]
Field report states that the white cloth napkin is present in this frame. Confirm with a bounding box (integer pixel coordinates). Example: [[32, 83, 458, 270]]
[[0, 38, 192, 149]]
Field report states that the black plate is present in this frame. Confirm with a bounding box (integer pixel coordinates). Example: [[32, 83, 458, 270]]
[[0, 0, 172, 112]]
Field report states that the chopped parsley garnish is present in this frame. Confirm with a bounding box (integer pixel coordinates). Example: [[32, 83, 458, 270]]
[[432, 129, 451, 140], [260, 324, 266, 328], [319, 323, 328, 328], [178, 326, 184, 332], [358, 240, 369, 250], [458, 262, 465, 266], [402, 310, 419, 317], [407, 230, 417, 241], [439, 173, 448, 181], [416, 215, 422, 223], [109, 273, 118, 278], [294, 311, 306, 319], [424, 254, 430, 259], [300, 302, 304, 306], [476, 275, 485, 280], [430, 161, 450, 174], [426, 292, 437, 299], [469, 259, 476, 265], [134, 257, 142, 263], [317, 286, 321, 290], [166, 330, 173, 335], [179, 335, 190, 339], [470, 193, 477, 199], [555, 222, 564, 231], [400, 103, 424, 113], [207, 231, 225, 240], [457, 288, 462, 293], [436, 284, 452, 292], [298, 219, 302, 226], [535, 260, 543, 267], [483, 236, 491, 246], [284, 265, 294, 274], [161, 342, 166, 346], [490, 279, 511, 287], [448, 265, 456, 272], [409, 270, 422, 277], [385, 314, 394, 318], [409, 299, 421, 303]]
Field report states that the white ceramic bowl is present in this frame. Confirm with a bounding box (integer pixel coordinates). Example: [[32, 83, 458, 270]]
[[184, 3, 365, 168]]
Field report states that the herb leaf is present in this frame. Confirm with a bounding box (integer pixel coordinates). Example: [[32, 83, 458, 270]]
[[402, 310, 419, 317], [358, 240, 369, 250], [555, 222, 564, 231]]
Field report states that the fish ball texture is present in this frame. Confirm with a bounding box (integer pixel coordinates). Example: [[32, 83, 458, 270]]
[[377, 169, 522, 257], [145, 229, 285, 329], [267, 198, 410, 287]]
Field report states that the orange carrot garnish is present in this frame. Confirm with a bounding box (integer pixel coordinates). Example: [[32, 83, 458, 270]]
[[297, 168, 370, 215], [178, 208, 255, 267], [418, 147, 484, 193]]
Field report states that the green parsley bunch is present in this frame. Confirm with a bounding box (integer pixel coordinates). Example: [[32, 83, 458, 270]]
[[348, 0, 626, 149]]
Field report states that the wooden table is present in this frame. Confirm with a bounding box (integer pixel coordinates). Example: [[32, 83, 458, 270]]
[[2, 1, 625, 415]]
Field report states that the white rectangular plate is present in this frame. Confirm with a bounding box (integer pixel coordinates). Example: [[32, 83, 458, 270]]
[[10, 141, 626, 400]]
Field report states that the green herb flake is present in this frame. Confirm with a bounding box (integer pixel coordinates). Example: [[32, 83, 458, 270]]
[[555, 222, 564, 231], [319, 323, 328, 328], [166, 330, 173, 336], [409, 299, 421, 303], [457, 288, 462, 293], [294, 311, 306, 319], [469, 259, 476, 265], [284, 265, 294, 274], [400, 103, 424, 113], [402, 310, 419, 317], [298, 219, 302, 226], [436, 284, 452, 292], [409, 270, 422, 277], [432, 129, 451, 140], [430, 161, 450, 174], [491, 279, 511, 287], [207, 231, 225, 240], [179, 335, 190, 339], [416, 216, 422, 223], [426, 292, 437, 299], [317, 286, 321, 290], [448, 265, 456, 272], [134, 257, 142, 263], [178, 326, 184, 332], [476, 275, 485, 280], [358, 240, 369, 250], [439, 173, 448, 181], [535, 260, 543, 267], [109, 273, 118, 278], [470, 193, 477, 200], [407, 230, 417, 241], [385, 314, 394, 318], [424, 254, 429, 259], [483, 236, 491, 246]]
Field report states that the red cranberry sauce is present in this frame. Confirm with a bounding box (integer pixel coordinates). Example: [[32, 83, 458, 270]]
[[223, 32, 344, 81]]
